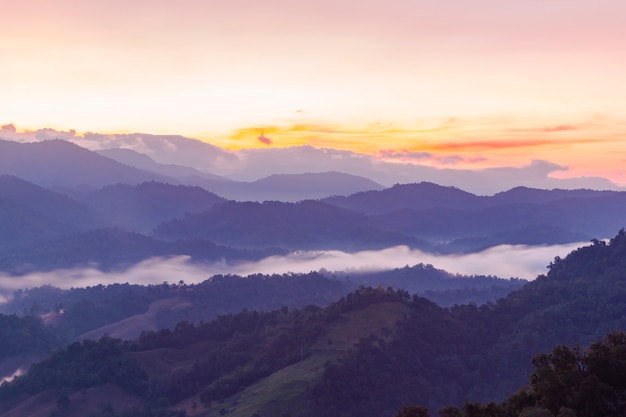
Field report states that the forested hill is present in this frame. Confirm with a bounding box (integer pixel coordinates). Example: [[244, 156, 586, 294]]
[[309, 230, 626, 416], [394, 330, 626, 417], [0, 266, 520, 342], [1, 231, 626, 417]]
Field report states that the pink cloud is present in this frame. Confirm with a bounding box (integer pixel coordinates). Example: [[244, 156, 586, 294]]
[[377, 149, 432, 161], [541, 125, 577, 132], [505, 125, 579, 133], [1, 124, 16, 133], [258, 133, 272, 146], [376, 149, 486, 166]]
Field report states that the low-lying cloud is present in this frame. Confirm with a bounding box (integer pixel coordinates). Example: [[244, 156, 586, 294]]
[[0, 241, 589, 301]]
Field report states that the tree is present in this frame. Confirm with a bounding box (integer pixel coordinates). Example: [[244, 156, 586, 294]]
[[396, 405, 430, 417], [438, 405, 459, 417], [529, 332, 626, 417], [519, 408, 554, 417]]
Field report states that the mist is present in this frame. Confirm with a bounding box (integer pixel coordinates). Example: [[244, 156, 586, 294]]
[[0, 241, 589, 301]]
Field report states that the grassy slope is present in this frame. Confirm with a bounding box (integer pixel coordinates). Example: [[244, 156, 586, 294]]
[[0, 384, 141, 417], [78, 297, 193, 341], [187, 301, 411, 417]]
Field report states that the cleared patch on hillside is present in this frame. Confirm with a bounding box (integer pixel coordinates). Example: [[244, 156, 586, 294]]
[[198, 301, 411, 417], [314, 301, 410, 351], [78, 297, 193, 340]]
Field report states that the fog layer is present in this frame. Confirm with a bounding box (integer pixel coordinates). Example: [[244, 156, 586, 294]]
[[0, 242, 589, 301]]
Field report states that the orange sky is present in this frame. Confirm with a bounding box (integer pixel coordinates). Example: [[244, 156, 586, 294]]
[[2, 0, 626, 184]]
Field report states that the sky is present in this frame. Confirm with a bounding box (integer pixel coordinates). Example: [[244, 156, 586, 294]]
[[2, 0, 626, 184]]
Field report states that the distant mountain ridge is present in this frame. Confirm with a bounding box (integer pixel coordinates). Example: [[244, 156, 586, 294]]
[[324, 182, 483, 214], [0, 228, 284, 273], [96, 148, 229, 182], [1, 139, 384, 201], [0, 139, 169, 188], [194, 171, 385, 202], [3, 130, 623, 193], [0, 175, 96, 230], [0, 142, 625, 273], [99, 147, 384, 201], [324, 182, 623, 214], [0, 175, 625, 272], [82, 181, 226, 233], [325, 182, 626, 252], [154, 199, 425, 251]]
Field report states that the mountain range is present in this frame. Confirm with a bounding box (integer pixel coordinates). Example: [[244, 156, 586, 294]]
[[1, 135, 626, 417], [2, 129, 624, 194], [0, 138, 626, 272], [0, 173, 618, 274]]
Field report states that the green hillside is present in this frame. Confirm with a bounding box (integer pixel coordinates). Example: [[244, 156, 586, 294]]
[[308, 230, 626, 416], [2, 230, 626, 417]]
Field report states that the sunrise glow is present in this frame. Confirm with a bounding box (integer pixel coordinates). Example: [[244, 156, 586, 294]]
[[2, 0, 626, 184]]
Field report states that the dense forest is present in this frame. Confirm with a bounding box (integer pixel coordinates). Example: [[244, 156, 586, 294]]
[[308, 230, 626, 416], [0, 314, 62, 359], [0, 266, 522, 340], [0, 231, 625, 417], [394, 331, 626, 417]]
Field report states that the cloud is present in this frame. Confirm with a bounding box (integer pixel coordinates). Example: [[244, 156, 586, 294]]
[[489, 159, 567, 178], [505, 125, 579, 133], [258, 133, 272, 145], [34, 128, 78, 141], [215, 242, 587, 280], [228, 121, 607, 161], [419, 137, 606, 152], [231, 145, 378, 180], [541, 125, 578, 132], [0, 241, 591, 302], [0, 124, 38, 142], [437, 155, 466, 165], [376, 150, 485, 166], [230, 121, 459, 149], [377, 149, 433, 161], [1, 124, 16, 133]]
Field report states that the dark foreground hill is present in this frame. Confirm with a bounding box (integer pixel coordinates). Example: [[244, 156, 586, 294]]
[[1, 231, 626, 416], [309, 230, 626, 416], [395, 330, 626, 417]]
